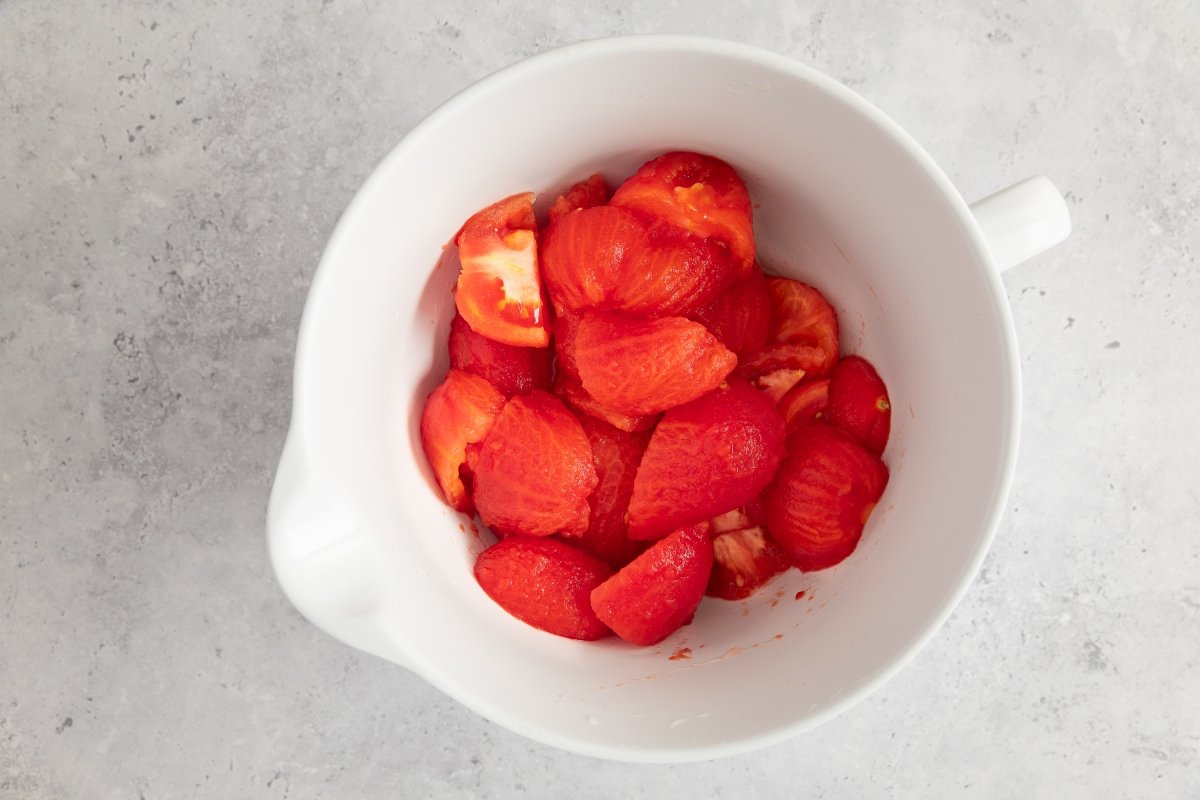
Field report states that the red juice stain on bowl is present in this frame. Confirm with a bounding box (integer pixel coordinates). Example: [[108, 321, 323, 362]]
[[795, 590, 806, 600], [459, 520, 485, 544], [669, 646, 693, 661]]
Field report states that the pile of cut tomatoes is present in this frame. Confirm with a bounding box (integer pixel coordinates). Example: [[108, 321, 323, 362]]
[[420, 152, 892, 646]]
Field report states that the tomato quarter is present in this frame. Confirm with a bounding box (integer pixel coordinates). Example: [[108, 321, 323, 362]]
[[455, 192, 550, 347]]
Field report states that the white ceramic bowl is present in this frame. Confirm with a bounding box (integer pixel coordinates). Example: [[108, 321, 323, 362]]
[[267, 36, 1070, 762]]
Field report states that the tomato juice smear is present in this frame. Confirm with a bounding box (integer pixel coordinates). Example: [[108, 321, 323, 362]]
[[596, 631, 788, 689]]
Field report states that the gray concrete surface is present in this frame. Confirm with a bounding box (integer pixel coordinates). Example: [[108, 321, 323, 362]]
[[2, 1, 1197, 797]]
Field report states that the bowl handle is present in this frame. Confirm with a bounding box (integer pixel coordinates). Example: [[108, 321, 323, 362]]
[[267, 430, 411, 669], [969, 176, 1072, 272]]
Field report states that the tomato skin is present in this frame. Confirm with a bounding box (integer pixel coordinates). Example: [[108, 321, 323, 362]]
[[611, 151, 756, 275], [455, 192, 550, 348]]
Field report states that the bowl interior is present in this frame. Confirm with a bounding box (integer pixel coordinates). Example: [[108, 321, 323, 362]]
[[287, 38, 1016, 761]]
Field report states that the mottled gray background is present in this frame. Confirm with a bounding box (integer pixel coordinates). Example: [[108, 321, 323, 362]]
[[2, 0, 1197, 797]]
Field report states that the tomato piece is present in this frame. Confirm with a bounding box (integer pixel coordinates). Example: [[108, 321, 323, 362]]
[[419, 369, 506, 513], [455, 192, 549, 347], [778, 378, 831, 432], [552, 311, 583, 379], [590, 524, 714, 646], [767, 278, 839, 351], [631, 220, 738, 317], [552, 371, 659, 433], [611, 151, 756, 275], [473, 391, 598, 537], [826, 355, 891, 455], [627, 380, 786, 540], [687, 262, 771, 357], [764, 421, 889, 571], [474, 537, 613, 640], [541, 205, 642, 314], [573, 310, 737, 417], [568, 416, 652, 569], [540, 205, 736, 318], [548, 173, 609, 223], [739, 277, 839, 380], [708, 525, 791, 600], [553, 313, 660, 431], [448, 312, 553, 398]]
